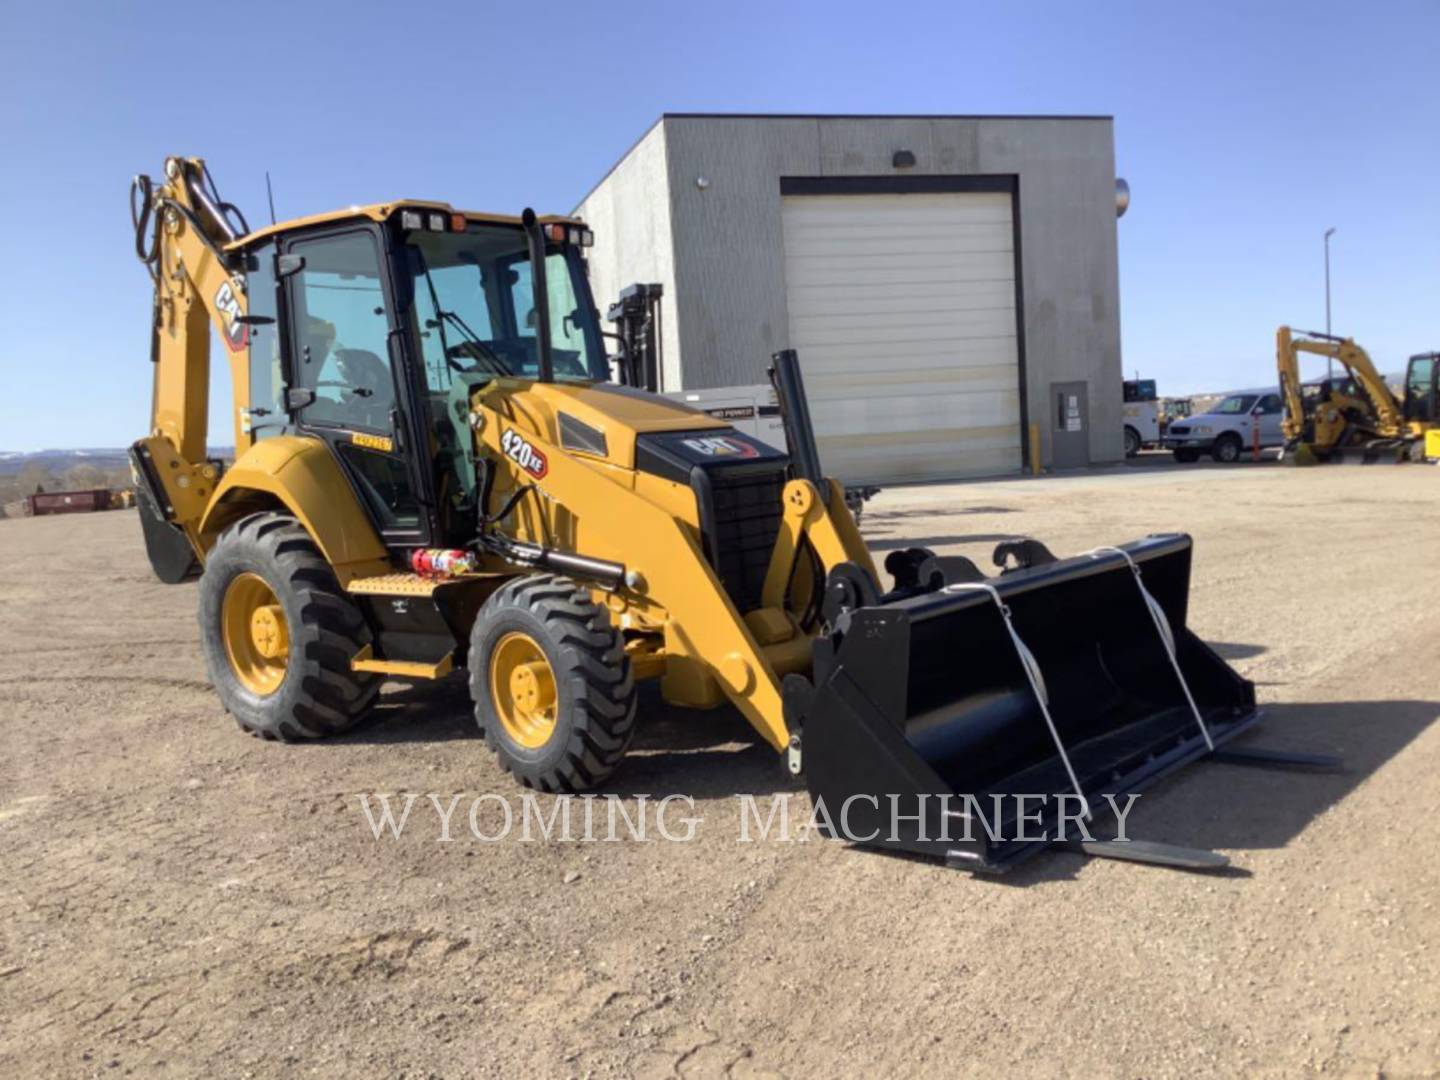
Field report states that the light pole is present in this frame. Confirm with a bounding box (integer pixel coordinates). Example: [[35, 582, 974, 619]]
[[1324, 226, 1336, 379]]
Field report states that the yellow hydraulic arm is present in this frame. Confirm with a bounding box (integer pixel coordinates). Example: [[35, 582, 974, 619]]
[[466, 391, 876, 753], [131, 157, 256, 543], [1276, 325, 1403, 442]]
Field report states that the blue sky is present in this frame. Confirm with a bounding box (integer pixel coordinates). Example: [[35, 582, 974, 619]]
[[0, 0, 1435, 450]]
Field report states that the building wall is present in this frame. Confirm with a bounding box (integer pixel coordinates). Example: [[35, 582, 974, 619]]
[[660, 117, 822, 390], [581, 115, 1124, 468], [573, 121, 684, 391]]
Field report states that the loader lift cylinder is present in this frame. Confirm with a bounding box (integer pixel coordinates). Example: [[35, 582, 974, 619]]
[[768, 349, 824, 485]]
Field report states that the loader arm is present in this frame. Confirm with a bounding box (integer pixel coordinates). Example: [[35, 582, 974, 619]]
[[470, 399, 793, 751], [762, 477, 878, 611]]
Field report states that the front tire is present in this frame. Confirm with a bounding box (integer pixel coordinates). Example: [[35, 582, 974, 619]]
[[470, 575, 637, 792], [1212, 434, 1243, 463], [198, 512, 378, 740]]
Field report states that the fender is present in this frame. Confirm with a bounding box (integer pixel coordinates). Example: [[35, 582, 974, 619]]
[[199, 435, 391, 582]]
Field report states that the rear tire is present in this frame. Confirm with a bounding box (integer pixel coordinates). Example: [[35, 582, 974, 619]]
[[198, 512, 378, 740], [1123, 426, 1142, 458], [1173, 449, 1200, 463], [470, 575, 637, 792], [1212, 434, 1243, 463]]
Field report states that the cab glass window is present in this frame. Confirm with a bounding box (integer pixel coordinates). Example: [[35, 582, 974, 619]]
[[288, 231, 396, 433], [1408, 357, 1435, 422], [508, 254, 596, 380], [244, 243, 286, 440], [405, 226, 604, 387]]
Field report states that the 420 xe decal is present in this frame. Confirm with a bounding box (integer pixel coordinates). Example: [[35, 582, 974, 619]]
[[501, 429, 549, 478]]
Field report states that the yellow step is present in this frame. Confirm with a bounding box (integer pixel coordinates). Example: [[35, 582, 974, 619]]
[[350, 643, 454, 680]]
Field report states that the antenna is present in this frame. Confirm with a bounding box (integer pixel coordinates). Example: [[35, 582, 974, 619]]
[[265, 171, 277, 225]]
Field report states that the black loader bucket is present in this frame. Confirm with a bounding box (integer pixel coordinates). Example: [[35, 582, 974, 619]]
[[792, 533, 1267, 873]]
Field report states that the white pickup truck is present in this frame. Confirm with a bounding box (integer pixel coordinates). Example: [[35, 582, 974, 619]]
[[1163, 390, 1285, 463]]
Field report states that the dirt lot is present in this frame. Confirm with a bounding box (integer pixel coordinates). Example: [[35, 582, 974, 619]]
[[4, 460, 1439, 1077]]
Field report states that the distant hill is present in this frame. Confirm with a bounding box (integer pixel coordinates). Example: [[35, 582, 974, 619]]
[[0, 448, 234, 477]]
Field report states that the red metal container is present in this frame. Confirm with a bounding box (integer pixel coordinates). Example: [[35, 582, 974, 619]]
[[26, 489, 113, 516]]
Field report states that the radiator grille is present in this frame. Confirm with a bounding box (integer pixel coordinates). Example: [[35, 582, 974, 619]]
[[707, 466, 785, 615]]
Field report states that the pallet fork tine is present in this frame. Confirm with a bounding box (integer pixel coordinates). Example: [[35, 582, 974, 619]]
[[1063, 837, 1231, 871], [1210, 746, 1344, 770]]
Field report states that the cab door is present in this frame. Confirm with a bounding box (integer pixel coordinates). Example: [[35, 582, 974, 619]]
[[280, 226, 431, 547], [1405, 355, 1437, 425]]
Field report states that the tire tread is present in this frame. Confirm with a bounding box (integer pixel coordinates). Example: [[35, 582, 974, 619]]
[[470, 574, 637, 792]]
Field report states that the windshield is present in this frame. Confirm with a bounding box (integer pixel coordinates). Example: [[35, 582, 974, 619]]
[[404, 224, 605, 388], [1213, 395, 1258, 414]]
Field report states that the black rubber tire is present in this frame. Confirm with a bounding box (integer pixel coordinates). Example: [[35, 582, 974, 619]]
[[198, 512, 379, 740], [470, 574, 637, 792], [1173, 449, 1200, 463], [1123, 426, 1142, 458], [1212, 434, 1243, 463]]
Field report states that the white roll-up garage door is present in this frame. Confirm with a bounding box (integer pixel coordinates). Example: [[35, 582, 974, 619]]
[[780, 191, 1022, 485]]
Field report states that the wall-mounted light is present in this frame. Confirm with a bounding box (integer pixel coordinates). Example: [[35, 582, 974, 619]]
[[696, 176, 711, 190], [892, 150, 916, 169]]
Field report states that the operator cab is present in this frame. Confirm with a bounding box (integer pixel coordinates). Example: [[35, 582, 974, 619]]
[[1405, 353, 1438, 424], [237, 205, 605, 550]]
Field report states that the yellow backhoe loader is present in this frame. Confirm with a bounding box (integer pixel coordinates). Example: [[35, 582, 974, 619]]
[[128, 156, 1317, 873], [1276, 326, 1439, 463]]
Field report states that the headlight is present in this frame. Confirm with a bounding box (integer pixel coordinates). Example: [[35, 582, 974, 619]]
[[1195, 425, 1212, 434]]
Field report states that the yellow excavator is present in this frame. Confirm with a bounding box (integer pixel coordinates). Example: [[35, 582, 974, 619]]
[[129, 155, 1309, 873], [1276, 326, 1439, 463]]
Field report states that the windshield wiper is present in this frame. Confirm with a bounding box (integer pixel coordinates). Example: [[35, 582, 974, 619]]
[[438, 310, 509, 376], [411, 248, 509, 377]]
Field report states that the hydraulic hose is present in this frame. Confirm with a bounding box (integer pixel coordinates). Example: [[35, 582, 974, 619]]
[[130, 174, 159, 281]]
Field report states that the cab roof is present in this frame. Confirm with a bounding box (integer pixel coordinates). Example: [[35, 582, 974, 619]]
[[229, 200, 581, 251]]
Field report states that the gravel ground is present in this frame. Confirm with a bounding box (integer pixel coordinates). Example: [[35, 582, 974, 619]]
[[3, 459, 1439, 1077]]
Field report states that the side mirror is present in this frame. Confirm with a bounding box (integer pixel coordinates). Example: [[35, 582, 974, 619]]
[[276, 253, 306, 279], [286, 387, 315, 411]]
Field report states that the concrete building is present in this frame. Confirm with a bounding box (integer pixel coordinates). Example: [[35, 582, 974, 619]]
[[576, 114, 1125, 484]]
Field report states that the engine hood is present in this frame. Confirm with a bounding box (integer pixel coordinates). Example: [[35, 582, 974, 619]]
[[487, 379, 735, 471], [531, 382, 732, 435]]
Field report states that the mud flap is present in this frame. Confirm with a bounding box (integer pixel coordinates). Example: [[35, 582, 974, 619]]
[[793, 533, 1261, 872]]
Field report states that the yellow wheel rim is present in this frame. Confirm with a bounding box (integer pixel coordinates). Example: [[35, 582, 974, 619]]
[[489, 631, 558, 749], [222, 572, 290, 696]]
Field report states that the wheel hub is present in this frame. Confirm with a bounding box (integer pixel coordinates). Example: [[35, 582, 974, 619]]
[[250, 604, 288, 658], [509, 660, 555, 715], [490, 632, 558, 749], [221, 572, 290, 696]]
